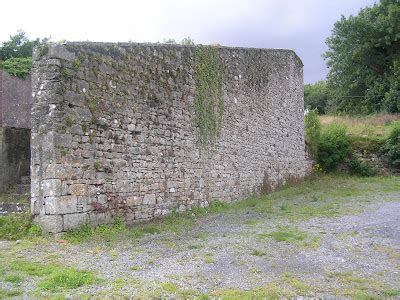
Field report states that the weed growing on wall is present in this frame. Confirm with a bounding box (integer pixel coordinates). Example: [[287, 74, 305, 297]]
[[194, 46, 224, 147]]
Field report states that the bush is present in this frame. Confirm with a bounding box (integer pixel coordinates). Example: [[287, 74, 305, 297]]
[[1, 57, 32, 78], [318, 124, 351, 171], [0, 213, 42, 240], [385, 122, 400, 168], [347, 156, 377, 177], [304, 110, 321, 160]]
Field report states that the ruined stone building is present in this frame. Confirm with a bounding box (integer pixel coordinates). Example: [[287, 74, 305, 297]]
[[0, 70, 31, 200], [28, 42, 309, 232]]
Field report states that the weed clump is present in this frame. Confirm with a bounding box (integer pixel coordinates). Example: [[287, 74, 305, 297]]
[[318, 124, 351, 171], [0, 213, 42, 240]]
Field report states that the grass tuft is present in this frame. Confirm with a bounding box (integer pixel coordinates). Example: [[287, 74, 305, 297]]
[[38, 268, 97, 291]]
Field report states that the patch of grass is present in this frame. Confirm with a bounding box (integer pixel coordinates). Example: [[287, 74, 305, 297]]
[[9, 260, 98, 292], [384, 289, 400, 297], [4, 274, 24, 284], [10, 260, 56, 277], [112, 277, 141, 290], [0, 288, 23, 297], [129, 265, 143, 271], [329, 271, 385, 298], [0, 213, 42, 240], [257, 226, 321, 249], [161, 282, 179, 293], [203, 253, 215, 264], [250, 249, 265, 256], [187, 244, 203, 250], [282, 272, 310, 294], [258, 226, 306, 243], [38, 268, 97, 291], [211, 282, 292, 299], [319, 114, 400, 138], [373, 244, 400, 260]]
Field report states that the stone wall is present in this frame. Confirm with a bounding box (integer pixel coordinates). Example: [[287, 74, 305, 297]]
[[0, 70, 32, 192], [0, 70, 32, 129], [0, 127, 31, 192], [31, 42, 311, 233]]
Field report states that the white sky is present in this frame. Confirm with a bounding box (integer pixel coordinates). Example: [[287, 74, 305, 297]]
[[0, 0, 377, 83]]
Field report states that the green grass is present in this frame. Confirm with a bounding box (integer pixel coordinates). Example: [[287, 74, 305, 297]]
[[10, 260, 56, 277], [38, 268, 97, 291], [0, 213, 42, 240], [0, 288, 23, 298], [6, 260, 98, 292], [4, 274, 24, 284], [282, 273, 310, 294], [161, 282, 179, 293], [250, 249, 265, 256], [258, 226, 307, 243]]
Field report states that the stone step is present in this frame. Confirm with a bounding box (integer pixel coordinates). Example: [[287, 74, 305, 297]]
[[0, 202, 30, 215]]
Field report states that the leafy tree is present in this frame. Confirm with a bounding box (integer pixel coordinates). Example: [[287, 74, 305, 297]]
[[304, 80, 330, 114], [324, 0, 400, 114], [0, 31, 48, 78], [0, 30, 43, 60]]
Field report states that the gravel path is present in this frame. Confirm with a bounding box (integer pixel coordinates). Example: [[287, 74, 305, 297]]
[[1, 191, 399, 298]]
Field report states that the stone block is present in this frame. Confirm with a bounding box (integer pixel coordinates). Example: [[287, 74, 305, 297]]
[[48, 44, 76, 61], [143, 194, 156, 205], [70, 184, 88, 196], [126, 196, 142, 206], [63, 213, 89, 231], [34, 214, 63, 233], [42, 179, 62, 197], [45, 195, 77, 214]]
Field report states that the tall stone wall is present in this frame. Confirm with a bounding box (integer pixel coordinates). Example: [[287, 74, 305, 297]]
[[0, 70, 32, 129], [31, 42, 311, 233], [0, 70, 32, 192]]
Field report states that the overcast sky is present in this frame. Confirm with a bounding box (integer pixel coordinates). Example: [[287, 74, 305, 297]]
[[0, 0, 377, 83]]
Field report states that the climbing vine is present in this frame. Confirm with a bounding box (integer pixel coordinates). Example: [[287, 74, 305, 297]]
[[194, 46, 224, 147]]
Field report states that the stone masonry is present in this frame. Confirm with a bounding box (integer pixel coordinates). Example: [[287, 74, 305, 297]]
[[31, 42, 311, 233], [0, 70, 32, 193]]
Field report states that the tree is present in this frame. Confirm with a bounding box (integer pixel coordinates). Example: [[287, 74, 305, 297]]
[[304, 80, 330, 114], [0, 31, 48, 78], [324, 0, 400, 114], [0, 30, 43, 61]]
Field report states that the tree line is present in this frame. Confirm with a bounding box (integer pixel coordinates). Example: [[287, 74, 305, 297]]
[[306, 0, 399, 114]]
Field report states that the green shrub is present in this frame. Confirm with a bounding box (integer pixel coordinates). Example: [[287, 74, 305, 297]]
[[304, 110, 321, 160], [318, 124, 351, 171], [347, 156, 377, 177], [385, 122, 400, 168], [0, 213, 42, 240], [1, 57, 32, 78]]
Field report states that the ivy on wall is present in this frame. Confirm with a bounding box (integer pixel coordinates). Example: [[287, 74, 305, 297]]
[[194, 46, 224, 147]]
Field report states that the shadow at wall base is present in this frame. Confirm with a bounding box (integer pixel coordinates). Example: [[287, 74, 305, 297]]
[[0, 126, 31, 193]]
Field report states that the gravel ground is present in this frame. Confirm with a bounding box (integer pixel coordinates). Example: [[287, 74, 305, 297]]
[[1, 191, 399, 298]]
